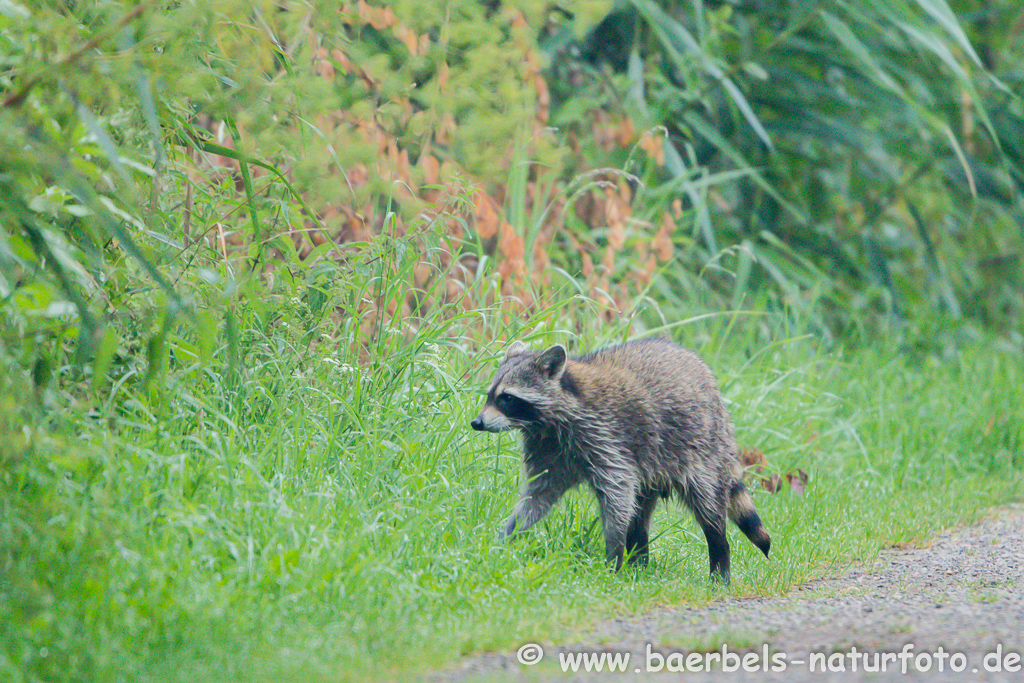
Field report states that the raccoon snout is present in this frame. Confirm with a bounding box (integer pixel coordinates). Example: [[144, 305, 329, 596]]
[[472, 413, 505, 432]]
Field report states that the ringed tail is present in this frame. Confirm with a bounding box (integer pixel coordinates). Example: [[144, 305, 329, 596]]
[[728, 480, 771, 558]]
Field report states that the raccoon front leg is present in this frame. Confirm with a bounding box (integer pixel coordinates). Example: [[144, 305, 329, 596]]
[[591, 477, 639, 571], [624, 489, 660, 567], [501, 464, 576, 539]]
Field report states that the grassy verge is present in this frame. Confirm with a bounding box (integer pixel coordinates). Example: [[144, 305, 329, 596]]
[[2, 301, 1022, 683]]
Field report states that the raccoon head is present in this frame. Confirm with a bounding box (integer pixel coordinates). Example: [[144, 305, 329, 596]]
[[470, 342, 569, 433]]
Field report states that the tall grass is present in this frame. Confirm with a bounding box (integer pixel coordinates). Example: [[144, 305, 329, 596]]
[[2, 4, 1023, 682], [2, 257, 1021, 681]]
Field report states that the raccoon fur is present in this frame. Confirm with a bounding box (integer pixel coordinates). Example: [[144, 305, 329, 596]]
[[470, 338, 770, 583]]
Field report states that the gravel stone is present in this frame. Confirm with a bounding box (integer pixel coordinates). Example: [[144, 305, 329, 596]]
[[438, 504, 1024, 682]]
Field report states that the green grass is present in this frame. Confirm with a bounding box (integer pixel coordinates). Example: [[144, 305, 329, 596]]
[[2, 305, 1022, 683], [4, 4, 1022, 681]]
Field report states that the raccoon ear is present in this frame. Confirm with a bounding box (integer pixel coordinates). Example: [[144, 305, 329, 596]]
[[505, 341, 528, 359], [536, 344, 567, 380]]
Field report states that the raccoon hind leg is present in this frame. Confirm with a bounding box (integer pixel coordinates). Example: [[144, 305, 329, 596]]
[[679, 483, 731, 584]]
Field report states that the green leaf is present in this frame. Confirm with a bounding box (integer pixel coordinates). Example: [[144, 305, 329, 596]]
[[661, 138, 717, 255], [684, 111, 806, 224], [894, 20, 1000, 147], [630, 0, 773, 149], [731, 239, 754, 310], [0, 0, 30, 19], [74, 98, 130, 184], [91, 325, 118, 393], [719, 77, 773, 151], [911, 0, 982, 67], [820, 11, 905, 97], [225, 117, 261, 241]]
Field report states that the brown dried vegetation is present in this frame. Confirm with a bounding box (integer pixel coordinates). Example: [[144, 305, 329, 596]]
[[181, 2, 681, 345]]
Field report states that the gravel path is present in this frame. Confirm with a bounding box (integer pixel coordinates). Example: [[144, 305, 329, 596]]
[[441, 504, 1024, 682]]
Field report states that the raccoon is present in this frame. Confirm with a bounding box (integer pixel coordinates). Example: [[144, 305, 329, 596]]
[[470, 338, 770, 583]]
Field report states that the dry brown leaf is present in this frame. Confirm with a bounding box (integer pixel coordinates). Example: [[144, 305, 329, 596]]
[[533, 74, 549, 121], [497, 221, 525, 284], [421, 153, 439, 186], [602, 245, 615, 273], [314, 47, 334, 78], [786, 468, 809, 496], [606, 188, 627, 252], [653, 213, 674, 263], [740, 447, 811, 496], [616, 116, 636, 148], [437, 61, 449, 90], [581, 251, 594, 278], [739, 448, 768, 469], [639, 131, 665, 166], [473, 193, 499, 241], [738, 448, 791, 495], [396, 26, 418, 56]]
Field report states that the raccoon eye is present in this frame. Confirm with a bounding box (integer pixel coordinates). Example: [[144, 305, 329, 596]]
[[495, 393, 516, 410], [496, 393, 535, 421]]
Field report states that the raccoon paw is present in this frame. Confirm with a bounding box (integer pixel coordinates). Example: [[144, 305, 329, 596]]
[[710, 568, 731, 586], [500, 517, 518, 540]]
